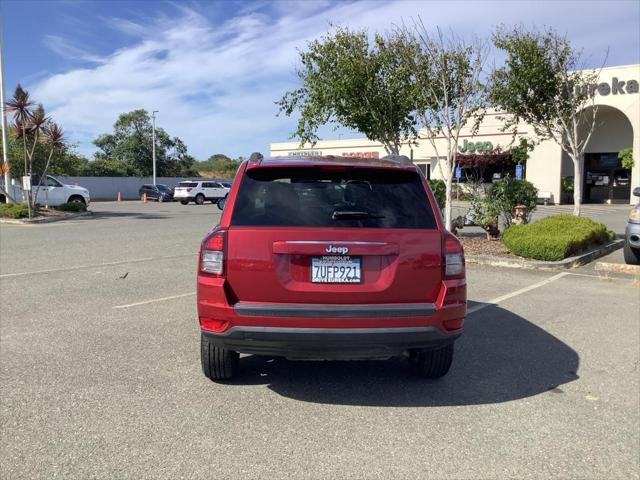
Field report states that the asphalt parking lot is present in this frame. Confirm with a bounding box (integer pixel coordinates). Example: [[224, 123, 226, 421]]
[[1, 201, 639, 479]]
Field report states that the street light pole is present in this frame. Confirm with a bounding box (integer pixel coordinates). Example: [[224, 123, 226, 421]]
[[0, 17, 12, 203], [152, 110, 158, 185]]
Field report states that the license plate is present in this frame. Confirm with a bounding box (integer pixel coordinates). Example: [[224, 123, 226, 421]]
[[311, 256, 361, 283]]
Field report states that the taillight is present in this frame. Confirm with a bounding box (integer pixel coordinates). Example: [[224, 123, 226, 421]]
[[200, 229, 226, 275], [187, 188, 193, 193], [443, 233, 464, 278]]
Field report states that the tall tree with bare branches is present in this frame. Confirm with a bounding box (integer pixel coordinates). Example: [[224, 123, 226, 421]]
[[489, 25, 603, 216], [397, 22, 488, 230]]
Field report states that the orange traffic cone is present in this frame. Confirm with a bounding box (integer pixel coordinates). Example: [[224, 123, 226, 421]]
[[117, 192, 122, 202], [143, 193, 147, 203]]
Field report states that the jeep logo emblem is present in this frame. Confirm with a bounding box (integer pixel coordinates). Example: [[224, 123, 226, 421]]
[[325, 245, 349, 254]]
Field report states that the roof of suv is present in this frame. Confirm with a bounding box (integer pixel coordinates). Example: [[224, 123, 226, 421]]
[[248, 155, 417, 171]]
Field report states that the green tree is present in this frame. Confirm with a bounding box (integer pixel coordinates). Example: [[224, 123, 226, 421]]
[[196, 153, 241, 177], [82, 158, 134, 176], [93, 109, 197, 177], [49, 152, 90, 176], [489, 25, 602, 216], [277, 26, 419, 154], [1, 132, 89, 177], [510, 137, 534, 165]]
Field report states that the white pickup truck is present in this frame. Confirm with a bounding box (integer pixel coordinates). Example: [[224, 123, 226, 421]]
[[29, 175, 91, 206]]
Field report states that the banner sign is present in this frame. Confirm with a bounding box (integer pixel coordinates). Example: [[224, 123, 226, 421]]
[[342, 152, 379, 158], [288, 151, 322, 157]]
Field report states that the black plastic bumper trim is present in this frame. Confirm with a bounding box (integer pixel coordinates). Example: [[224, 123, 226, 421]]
[[202, 326, 460, 359]]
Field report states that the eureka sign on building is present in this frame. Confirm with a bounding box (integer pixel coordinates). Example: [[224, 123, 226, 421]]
[[576, 77, 639, 96]]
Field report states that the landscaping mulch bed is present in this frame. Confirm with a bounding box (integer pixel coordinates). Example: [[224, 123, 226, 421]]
[[32, 208, 70, 218], [458, 234, 516, 258]]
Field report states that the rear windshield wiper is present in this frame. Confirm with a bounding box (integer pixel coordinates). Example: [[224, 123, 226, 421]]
[[332, 210, 385, 220]]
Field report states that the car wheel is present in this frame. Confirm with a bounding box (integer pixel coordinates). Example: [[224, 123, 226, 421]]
[[195, 194, 205, 205], [408, 343, 454, 379], [180, 200, 189, 205], [68, 195, 86, 205], [201, 333, 239, 381], [623, 242, 640, 265]]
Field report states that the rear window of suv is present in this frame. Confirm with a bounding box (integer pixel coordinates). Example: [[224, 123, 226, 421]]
[[178, 182, 198, 188], [231, 167, 437, 229]]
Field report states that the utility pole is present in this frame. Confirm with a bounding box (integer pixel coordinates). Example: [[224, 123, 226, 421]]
[[152, 110, 158, 185], [0, 16, 12, 203]]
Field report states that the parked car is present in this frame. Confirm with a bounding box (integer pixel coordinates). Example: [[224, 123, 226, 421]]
[[30, 175, 90, 206], [624, 186, 640, 265], [173, 180, 230, 205], [138, 184, 173, 202], [197, 154, 466, 380]]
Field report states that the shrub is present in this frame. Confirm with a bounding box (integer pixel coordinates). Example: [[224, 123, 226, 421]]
[[467, 181, 501, 239], [488, 176, 538, 226], [502, 214, 614, 261], [427, 179, 446, 210], [618, 147, 634, 169], [55, 202, 87, 212], [0, 203, 30, 219], [561, 176, 574, 194]]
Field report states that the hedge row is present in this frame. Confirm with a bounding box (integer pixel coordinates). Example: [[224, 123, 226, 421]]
[[0, 203, 30, 219], [55, 202, 87, 212], [502, 214, 614, 261]]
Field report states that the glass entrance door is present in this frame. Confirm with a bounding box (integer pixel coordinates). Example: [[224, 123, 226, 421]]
[[584, 152, 631, 203]]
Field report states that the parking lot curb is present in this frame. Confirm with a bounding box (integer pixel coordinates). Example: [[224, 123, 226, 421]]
[[594, 261, 640, 277], [466, 239, 624, 271], [0, 211, 92, 225]]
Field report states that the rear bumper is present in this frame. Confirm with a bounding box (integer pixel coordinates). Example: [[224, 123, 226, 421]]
[[198, 277, 466, 359], [202, 325, 460, 359]]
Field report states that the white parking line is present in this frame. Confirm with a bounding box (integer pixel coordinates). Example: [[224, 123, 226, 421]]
[[468, 272, 569, 315], [113, 292, 196, 309], [0, 253, 196, 278]]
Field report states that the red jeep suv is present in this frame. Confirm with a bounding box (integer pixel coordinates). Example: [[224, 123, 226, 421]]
[[197, 153, 466, 380]]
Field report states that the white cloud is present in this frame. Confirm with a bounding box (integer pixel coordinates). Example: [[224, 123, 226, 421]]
[[30, 0, 640, 159]]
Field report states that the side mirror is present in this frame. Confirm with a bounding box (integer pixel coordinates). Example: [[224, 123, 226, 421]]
[[633, 187, 640, 197], [217, 197, 226, 210]]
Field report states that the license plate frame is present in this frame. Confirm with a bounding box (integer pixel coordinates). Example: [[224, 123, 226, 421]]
[[311, 255, 362, 283]]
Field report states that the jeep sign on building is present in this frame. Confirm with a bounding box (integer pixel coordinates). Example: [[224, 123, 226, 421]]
[[271, 63, 640, 204]]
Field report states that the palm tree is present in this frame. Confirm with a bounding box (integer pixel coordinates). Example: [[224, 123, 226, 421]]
[[5, 85, 35, 216], [5, 85, 34, 179], [4, 85, 65, 217], [33, 123, 65, 206]]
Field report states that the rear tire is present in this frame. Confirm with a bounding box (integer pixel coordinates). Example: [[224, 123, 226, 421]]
[[623, 242, 640, 265], [201, 333, 239, 381], [180, 200, 189, 205], [195, 194, 205, 205], [409, 343, 454, 379]]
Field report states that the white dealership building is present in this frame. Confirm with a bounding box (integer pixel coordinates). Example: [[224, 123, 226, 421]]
[[271, 64, 640, 204]]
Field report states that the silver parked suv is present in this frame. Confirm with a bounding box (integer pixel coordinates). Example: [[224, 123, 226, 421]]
[[624, 187, 640, 265]]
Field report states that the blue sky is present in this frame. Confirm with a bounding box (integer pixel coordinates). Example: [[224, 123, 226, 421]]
[[2, 0, 639, 160]]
